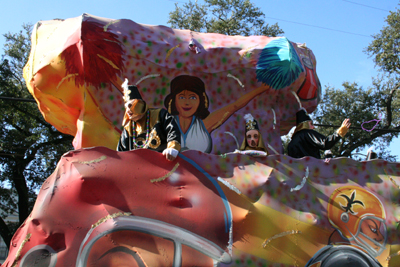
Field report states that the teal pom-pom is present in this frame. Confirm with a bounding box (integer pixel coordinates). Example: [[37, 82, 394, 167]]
[[256, 38, 303, 90]]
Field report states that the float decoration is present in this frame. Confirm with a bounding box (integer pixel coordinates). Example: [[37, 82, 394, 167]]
[[23, 13, 321, 154], [2, 148, 400, 266], [9, 13, 393, 267]]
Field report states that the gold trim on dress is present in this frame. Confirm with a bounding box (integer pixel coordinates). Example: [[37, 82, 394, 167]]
[[149, 135, 161, 149], [168, 140, 181, 152]]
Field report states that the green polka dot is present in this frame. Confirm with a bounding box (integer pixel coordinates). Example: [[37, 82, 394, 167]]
[[142, 87, 147, 92], [156, 89, 160, 94], [176, 62, 183, 68], [137, 49, 142, 54], [147, 41, 152, 47], [109, 95, 114, 100], [217, 87, 222, 93], [185, 52, 189, 56], [113, 120, 118, 125], [137, 71, 142, 76], [155, 58, 159, 63], [222, 57, 227, 63], [199, 59, 204, 65], [161, 87, 166, 95]]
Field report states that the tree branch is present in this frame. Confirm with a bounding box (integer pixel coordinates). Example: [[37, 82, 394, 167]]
[[0, 216, 12, 250], [25, 135, 73, 160], [383, 84, 399, 128]]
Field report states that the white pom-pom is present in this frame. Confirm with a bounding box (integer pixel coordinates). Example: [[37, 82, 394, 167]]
[[122, 78, 130, 102], [244, 113, 254, 123], [122, 78, 129, 91]]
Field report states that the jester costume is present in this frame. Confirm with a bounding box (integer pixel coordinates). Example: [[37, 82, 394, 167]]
[[239, 113, 267, 152], [288, 108, 344, 159], [117, 83, 181, 153]]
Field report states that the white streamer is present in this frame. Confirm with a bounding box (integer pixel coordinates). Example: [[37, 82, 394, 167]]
[[271, 108, 276, 129], [135, 74, 161, 86], [227, 74, 245, 88], [290, 91, 302, 109], [224, 131, 240, 150], [290, 167, 309, 192], [217, 177, 242, 195], [267, 144, 279, 155]]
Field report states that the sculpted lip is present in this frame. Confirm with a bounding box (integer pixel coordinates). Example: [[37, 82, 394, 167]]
[[182, 107, 192, 111]]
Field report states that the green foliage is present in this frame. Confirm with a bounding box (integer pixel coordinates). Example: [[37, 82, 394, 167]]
[[313, 5, 400, 162], [0, 24, 74, 248], [314, 79, 399, 161], [365, 6, 400, 75], [168, 0, 284, 37]]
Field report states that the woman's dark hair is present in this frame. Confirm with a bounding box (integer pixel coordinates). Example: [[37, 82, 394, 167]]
[[164, 75, 210, 119]]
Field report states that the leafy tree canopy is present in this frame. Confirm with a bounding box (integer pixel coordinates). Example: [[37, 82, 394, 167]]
[[168, 0, 284, 37], [313, 5, 400, 161], [0, 24, 73, 249], [365, 6, 400, 75], [314, 78, 399, 161]]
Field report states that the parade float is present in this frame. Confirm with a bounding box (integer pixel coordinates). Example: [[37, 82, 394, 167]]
[[2, 14, 399, 267]]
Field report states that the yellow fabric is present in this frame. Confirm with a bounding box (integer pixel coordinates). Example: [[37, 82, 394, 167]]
[[167, 140, 181, 152], [336, 125, 349, 137], [293, 120, 312, 135], [123, 108, 161, 137]]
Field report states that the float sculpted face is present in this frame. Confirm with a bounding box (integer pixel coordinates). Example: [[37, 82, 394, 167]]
[[125, 99, 146, 122], [175, 90, 200, 118], [246, 129, 259, 148]]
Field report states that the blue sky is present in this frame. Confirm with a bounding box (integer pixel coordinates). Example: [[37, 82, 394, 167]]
[[1, 0, 399, 159]]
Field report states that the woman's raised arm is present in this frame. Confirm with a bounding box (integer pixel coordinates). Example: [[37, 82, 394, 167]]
[[203, 83, 270, 133]]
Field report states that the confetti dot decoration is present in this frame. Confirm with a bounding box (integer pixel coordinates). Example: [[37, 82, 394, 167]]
[[24, 14, 319, 152]]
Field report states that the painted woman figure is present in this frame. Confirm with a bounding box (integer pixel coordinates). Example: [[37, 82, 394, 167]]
[[164, 75, 269, 153]]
